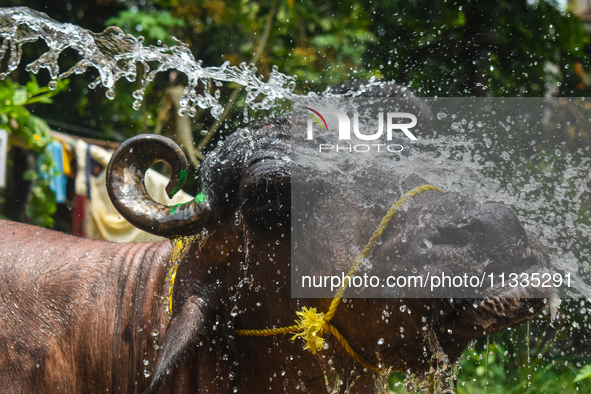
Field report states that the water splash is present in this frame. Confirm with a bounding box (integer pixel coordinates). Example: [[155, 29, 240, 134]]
[[403, 98, 591, 298], [0, 7, 297, 119], [372, 367, 394, 394], [293, 92, 591, 299]]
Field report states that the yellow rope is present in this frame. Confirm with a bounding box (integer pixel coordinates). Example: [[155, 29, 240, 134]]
[[325, 184, 444, 321], [235, 325, 300, 337], [235, 184, 445, 373]]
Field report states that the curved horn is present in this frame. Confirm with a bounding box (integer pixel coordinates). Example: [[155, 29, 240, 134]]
[[106, 134, 210, 237]]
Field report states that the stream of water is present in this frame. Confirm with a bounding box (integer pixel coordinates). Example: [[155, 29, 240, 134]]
[[0, 7, 297, 118]]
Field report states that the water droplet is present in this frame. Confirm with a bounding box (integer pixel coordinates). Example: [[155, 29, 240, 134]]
[[230, 306, 239, 317], [377, 338, 385, 345]]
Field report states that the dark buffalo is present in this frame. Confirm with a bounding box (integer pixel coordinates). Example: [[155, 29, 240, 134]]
[[0, 114, 557, 393]]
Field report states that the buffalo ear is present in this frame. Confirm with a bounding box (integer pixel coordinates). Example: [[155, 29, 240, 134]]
[[144, 296, 208, 393]]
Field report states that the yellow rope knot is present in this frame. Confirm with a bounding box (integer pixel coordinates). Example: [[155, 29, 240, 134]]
[[291, 307, 327, 354], [235, 184, 445, 372]]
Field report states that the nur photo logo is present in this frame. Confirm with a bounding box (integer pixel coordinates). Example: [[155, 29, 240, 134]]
[[303, 106, 418, 153]]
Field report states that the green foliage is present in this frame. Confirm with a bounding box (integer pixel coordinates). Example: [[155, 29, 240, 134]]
[[457, 327, 591, 393], [267, 1, 379, 90], [106, 9, 186, 45], [388, 319, 591, 393], [574, 364, 591, 382], [366, 0, 590, 97], [9, 0, 591, 144], [0, 76, 69, 227]]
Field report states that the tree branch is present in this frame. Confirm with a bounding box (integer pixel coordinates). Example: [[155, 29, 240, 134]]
[[194, 0, 277, 171]]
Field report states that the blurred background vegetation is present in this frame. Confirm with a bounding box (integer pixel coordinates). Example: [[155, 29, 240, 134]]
[[2, 0, 591, 391], [5, 0, 591, 144]]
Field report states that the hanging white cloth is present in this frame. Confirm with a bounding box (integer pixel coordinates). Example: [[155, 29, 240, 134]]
[[75, 139, 193, 242]]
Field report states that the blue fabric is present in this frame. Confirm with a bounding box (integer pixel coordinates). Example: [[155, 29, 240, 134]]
[[48, 141, 67, 203]]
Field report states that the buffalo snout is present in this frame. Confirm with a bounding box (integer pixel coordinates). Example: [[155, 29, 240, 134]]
[[429, 200, 530, 266]]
